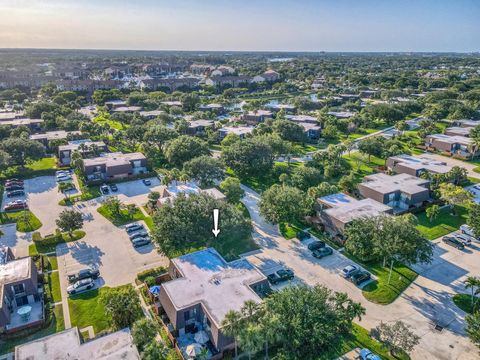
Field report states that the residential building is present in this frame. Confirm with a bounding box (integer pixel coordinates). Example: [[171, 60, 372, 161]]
[[298, 122, 321, 140], [265, 103, 296, 113], [252, 70, 280, 83], [326, 111, 357, 119], [58, 139, 107, 166], [55, 80, 122, 93], [15, 327, 140, 359], [104, 100, 127, 110], [198, 104, 225, 114], [83, 152, 147, 183], [201, 188, 226, 201], [0, 111, 25, 121], [30, 130, 81, 148], [317, 193, 392, 236], [111, 106, 143, 113], [240, 110, 273, 125], [187, 120, 215, 136], [285, 114, 318, 124], [0, 118, 43, 131], [205, 75, 251, 87], [0, 248, 43, 334], [158, 248, 268, 356], [452, 119, 480, 128], [218, 126, 254, 140], [139, 77, 200, 92], [387, 154, 453, 177], [425, 134, 479, 159], [358, 173, 431, 213], [138, 110, 165, 119], [444, 126, 473, 137]]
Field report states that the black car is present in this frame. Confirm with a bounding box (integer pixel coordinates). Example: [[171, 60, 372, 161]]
[[129, 231, 149, 240], [67, 268, 100, 283], [349, 271, 371, 285], [6, 190, 25, 197], [442, 236, 465, 250], [110, 184, 118, 192], [5, 184, 24, 191], [101, 185, 109, 194], [307, 240, 325, 251], [296, 231, 311, 241], [142, 179, 152, 186], [312, 246, 333, 259], [267, 269, 294, 285], [132, 237, 151, 248], [125, 223, 144, 233]]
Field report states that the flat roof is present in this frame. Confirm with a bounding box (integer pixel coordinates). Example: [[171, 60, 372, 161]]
[[361, 173, 430, 195], [388, 154, 453, 174], [163, 248, 266, 328], [322, 196, 392, 225], [298, 122, 321, 131], [30, 130, 81, 141], [327, 111, 356, 118], [445, 127, 472, 136], [246, 110, 272, 116], [0, 257, 32, 285], [15, 327, 140, 360], [285, 114, 317, 123], [59, 140, 106, 152], [83, 152, 145, 167], [0, 118, 43, 126], [139, 110, 165, 117], [428, 133, 473, 146], [112, 106, 142, 112], [219, 126, 254, 136], [188, 119, 214, 127], [201, 188, 226, 200], [454, 119, 480, 128]]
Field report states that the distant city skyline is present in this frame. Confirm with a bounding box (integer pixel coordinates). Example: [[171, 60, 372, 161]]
[[0, 0, 478, 52]]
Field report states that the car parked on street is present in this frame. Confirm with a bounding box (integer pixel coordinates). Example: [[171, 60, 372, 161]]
[[307, 240, 325, 251], [360, 349, 382, 360], [6, 190, 25, 197], [132, 237, 151, 248], [349, 271, 371, 286], [341, 264, 360, 278], [267, 268, 294, 284], [67, 278, 95, 295], [442, 235, 465, 250], [129, 230, 149, 240], [101, 185, 109, 194], [460, 224, 477, 239], [312, 246, 333, 259], [67, 268, 100, 283], [125, 223, 144, 233]]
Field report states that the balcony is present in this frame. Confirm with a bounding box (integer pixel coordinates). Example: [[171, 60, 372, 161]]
[[6, 300, 44, 332]]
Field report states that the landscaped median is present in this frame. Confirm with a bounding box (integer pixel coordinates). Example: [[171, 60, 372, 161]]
[[97, 202, 151, 227], [453, 293, 479, 314], [0, 210, 42, 232], [28, 229, 86, 255], [415, 205, 468, 240]]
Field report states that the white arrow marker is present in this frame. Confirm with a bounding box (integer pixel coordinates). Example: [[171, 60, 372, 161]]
[[212, 208, 220, 238]]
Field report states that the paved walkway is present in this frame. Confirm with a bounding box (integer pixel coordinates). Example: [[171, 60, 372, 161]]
[[420, 153, 480, 179], [240, 185, 478, 360]]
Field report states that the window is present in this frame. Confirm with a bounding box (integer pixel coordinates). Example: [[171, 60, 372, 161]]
[[16, 296, 28, 307], [13, 284, 25, 295]]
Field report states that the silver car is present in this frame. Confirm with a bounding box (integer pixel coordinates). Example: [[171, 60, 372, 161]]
[[341, 265, 359, 278], [67, 278, 95, 295]]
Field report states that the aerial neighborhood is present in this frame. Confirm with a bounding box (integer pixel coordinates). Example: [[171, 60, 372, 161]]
[[0, 48, 479, 360]]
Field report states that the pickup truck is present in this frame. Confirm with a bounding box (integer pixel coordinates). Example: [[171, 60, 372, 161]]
[[67, 268, 100, 283]]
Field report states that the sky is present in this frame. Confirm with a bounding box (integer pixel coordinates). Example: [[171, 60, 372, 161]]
[[0, 0, 478, 52]]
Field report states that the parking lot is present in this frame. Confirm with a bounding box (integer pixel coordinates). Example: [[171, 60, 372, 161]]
[[466, 183, 480, 203]]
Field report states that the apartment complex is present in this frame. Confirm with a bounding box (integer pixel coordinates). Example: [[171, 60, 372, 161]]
[[83, 152, 147, 183], [386, 154, 452, 177]]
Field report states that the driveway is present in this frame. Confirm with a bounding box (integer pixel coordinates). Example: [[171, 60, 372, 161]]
[[420, 153, 480, 180], [466, 184, 480, 203], [240, 185, 479, 360], [0, 223, 31, 257]]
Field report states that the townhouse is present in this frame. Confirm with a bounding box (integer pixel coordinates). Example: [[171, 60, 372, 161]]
[[386, 154, 453, 177]]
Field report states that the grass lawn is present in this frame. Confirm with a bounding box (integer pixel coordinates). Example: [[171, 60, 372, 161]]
[[416, 205, 468, 240], [48, 255, 58, 270], [29, 230, 86, 254], [343, 152, 385, 182], [0, 157, 58, 180], [69, 285, 134, 334], [362, 262, 418, 305], [279, 222, 304, 240], [97, 204, 147, 226], [0, 210, 42, 232], [93, 115, 127, 130], [45, 271, 62, 303], [0, 304, 65, 355], [452, 293, 479, 314]]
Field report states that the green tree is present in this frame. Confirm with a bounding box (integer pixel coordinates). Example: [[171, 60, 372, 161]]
[[164, 136, 210, 167], [466, 311, 480, 349], [140, 340, 169, 360], [289, 166, 323, 191], [358, 136, 384, 162], [272, 120, 305, 143], [470, 125, 480, 159], [55, 209, 83, 238], [464, 276, 480, 311], [438, 183, 473, 215], [338, 171, 357, 194], [371, 321, 420, 357], [103, 196, 122, 217], [467, 203, 480, 238], [100, 286, 142, 330], [0, 138, 46, 167], [183, 155, 224, 187], [222, 138, 274, 178], [58, 181, 73, 200], [219, 177, 244, 203], [426, 204, 440, 223], [131, 318, 158, 352], [259, 184, 305, 225], [147, 191, 160, 209], [221, 310, 243, 359]]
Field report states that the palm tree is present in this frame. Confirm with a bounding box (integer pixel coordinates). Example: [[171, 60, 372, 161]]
[[465, 276, 480, 310], [221, 310, 242, 359], [58, 181, 72, 200]]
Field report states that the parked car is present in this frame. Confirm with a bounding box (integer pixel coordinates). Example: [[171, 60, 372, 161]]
[[349, 271, 371, 285], [312, 246, 333, 259], [341, 264, 360, 278], [296, 231, 310, 241], [5, 180, 23, 186], [125, 223, 144, 233], [360, 349, 382, 360], [132, 237, 151, 248], [267, 269, 294, 285], [5, 184, 24, 191], [67, 268, 100, 283], [460, 224, 476, 238], [442, 235, 465, 250], [6, 190, 25, 197], [142, 179, 152, 186], [56, 175, 72, 182], [67, 278, 95, 295], [473, 185, 480, 191], [129, 231, 149, 240], [6, 178, 22, 183], [101, 185, 109, 194], [454, 233, 473, 246], [109, 184, 118, 192], [4, 200, 28, 211], [56, 170, 71, 177], [307, 240, 325, 251]]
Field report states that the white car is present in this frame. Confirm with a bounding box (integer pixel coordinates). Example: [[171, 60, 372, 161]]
[[67, 278, 95, 295], [460, 224, 477, 239], [341, 265, 359, 278], [454, 233, 474, 246], [56, 175, 72, 182]]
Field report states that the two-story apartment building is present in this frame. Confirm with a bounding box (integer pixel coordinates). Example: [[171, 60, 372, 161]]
[[0, 249, 43, 334], [218, 126, 254, 140], [444, 126, 473, 137], [239, 110, 273, 125], [58, 139, 107, 166], [82, 152, 147, 183], [358, 173, 431, 213], [425, 134, 479, 159], [316, 193, 392, 236], [386, 154, 453, 177], [187, 120, 215, 136], [30, 130, 81, 148], [158, 248, 268, 357]]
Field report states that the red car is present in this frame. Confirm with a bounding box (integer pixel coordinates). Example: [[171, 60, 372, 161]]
[[4, 200, 28, 211]]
